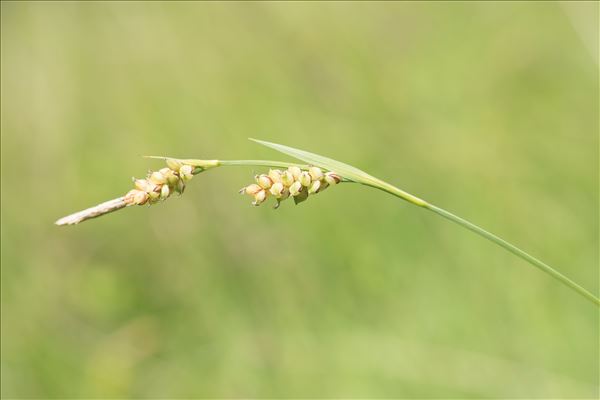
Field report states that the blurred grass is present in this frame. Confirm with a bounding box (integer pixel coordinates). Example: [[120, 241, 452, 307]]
[[1, 1, 598, 398]]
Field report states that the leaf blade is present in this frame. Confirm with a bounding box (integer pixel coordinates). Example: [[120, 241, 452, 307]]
[[249, 138, 377, 184]]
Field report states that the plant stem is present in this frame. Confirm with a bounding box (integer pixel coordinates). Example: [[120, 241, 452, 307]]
[[219, 160, 599, 306], [367, 181, 600, 306], [217, 160, 308, 169]]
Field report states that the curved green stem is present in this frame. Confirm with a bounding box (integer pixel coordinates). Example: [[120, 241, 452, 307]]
[[368, 181, 600, 306], [153, 153, 600, 306]]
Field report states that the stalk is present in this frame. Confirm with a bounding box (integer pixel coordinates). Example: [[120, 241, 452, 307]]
[[367, 180, 600, 307], [248, 139, 600, 307], [217, 160, 308, 169]]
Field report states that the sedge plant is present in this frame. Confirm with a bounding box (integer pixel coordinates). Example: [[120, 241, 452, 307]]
[[55, 139, 600, 307]]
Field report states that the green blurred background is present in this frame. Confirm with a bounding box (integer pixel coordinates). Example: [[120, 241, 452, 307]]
[[1, 1, 598, 398]]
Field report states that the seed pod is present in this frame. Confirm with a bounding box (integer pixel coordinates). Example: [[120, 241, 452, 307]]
[[270, 182, 285, 197], [136, 191, 149, 205], [289, 181, 303, 196], [257, 174, 273, 189], [132, 190, 149, 205], [308, 166, 323, 181], [253, 189, 267, 206], [268, 169, 282, 183], [160, 184, 170, 199], [149, 171, 167, 185], [299, 171, 312, 187], [134, 179, 152, 192], [324, 172, 341, 185], [308, 180, 321, 194], [148, 190, 160, 200], [159, 168, 178, 185], [125, 189, 148, 205], [167, 174, 179, 186], [179, 165, 194, 181], [288, 166, 302, 179], [281, 170, 294, 186], [242, 184, 262, 196], [166, 158, 183, 171]]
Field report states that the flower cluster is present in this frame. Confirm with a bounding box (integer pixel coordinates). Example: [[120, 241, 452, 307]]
[[123, 159, 197, 206], [240, 166, 341, 208]]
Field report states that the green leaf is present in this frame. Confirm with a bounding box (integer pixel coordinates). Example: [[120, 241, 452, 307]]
[[249, 138, 377, 185]]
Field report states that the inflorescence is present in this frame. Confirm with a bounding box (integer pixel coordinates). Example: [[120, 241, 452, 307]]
[[240, 166, 341, 208], [123, 159, 199, 206]]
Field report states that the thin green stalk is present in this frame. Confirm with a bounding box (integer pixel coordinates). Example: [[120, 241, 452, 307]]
[[246, 139, 599, 307], [217, 160, 308, 169], [220, 159, 600, 306], [370, 181, 600, 307]]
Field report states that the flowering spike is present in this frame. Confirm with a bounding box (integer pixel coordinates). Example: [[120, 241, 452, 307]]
[[240, 166, 340, 207]]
